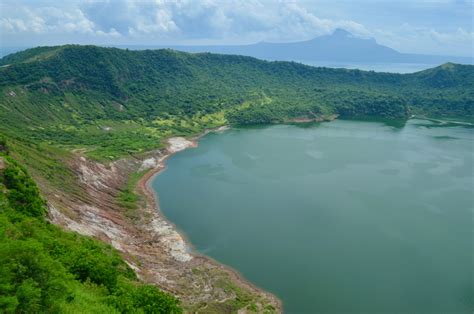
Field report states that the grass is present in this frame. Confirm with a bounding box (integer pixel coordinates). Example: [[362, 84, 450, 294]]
[[0, 45, 470, 313], [6, 139, 80, 195], [0, 155, 182, 313], [57, 281, 119, 313], [117, 170, 148, 219]]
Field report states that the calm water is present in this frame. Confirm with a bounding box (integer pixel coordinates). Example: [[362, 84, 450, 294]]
[[152, 119, 473, 313], [299, 61, 437, 73]]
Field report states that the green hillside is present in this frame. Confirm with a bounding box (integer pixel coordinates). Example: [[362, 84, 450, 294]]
[[0, 142, 181, 313], [0, 45, 472, 160], [0, 45, 472, 313]]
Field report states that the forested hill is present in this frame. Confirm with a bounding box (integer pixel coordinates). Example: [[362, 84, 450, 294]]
[[0, 143, 182, 313], [0, 45, 472, 159], [0, 44, 472, 313]]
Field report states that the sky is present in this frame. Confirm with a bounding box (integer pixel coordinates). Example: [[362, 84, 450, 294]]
[[0, 0, 472, 57]]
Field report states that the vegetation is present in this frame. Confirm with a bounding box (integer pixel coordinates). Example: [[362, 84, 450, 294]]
[[0, 46, 471, 312], [117, 169, 148, 220], [0, 152, 182, 313], [0, 46, 472, 161]]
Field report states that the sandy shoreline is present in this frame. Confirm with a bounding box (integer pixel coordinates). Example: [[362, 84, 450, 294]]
[[136, 126, 283, 311]]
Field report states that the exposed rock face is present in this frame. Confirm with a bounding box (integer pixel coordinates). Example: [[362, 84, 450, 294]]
[[45, 136, 281, 313]]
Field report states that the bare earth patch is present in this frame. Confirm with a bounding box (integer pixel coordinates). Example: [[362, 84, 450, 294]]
[[45, 132, 281, 313]]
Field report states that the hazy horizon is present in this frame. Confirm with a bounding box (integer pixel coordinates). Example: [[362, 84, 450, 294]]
[[1, 0, 472, 58]]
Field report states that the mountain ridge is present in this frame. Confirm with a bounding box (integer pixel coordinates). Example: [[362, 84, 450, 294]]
[[0, 45, 472, 161], [114, 28, 472, 65], [2, 29, 471, 66], [0, 44, 471, 313]]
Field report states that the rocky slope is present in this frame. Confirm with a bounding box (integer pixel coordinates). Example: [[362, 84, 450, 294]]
[[45, 134, 280, 313]]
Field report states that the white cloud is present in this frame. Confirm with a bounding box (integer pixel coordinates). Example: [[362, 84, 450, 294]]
[[0, 0, 471, 56], [77, 0, 371, 42], [0, 4, 120, 37], [1, 18, 28, 32], [374, 23, 473, 56], [132, 8, 178, 34]]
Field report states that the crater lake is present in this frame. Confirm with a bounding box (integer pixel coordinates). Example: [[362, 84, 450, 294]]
[[152, 119, 473, 313]]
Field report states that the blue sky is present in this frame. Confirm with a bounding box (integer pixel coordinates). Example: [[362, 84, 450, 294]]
[[0, 0, 472, 56]]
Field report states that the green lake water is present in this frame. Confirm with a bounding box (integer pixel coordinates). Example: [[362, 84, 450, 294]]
[[152, 119, 473, 313]]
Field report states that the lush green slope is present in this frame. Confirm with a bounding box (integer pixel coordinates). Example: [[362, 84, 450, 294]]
[[0, 141, 181, 313], [0, 45, 471, 313], [0, 45, 472, 160]]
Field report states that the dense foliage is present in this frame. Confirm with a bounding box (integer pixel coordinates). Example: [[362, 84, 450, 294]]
[[0, 44, 470, 314], [0, 153, 182, 313], [0, 45, 472, 160]]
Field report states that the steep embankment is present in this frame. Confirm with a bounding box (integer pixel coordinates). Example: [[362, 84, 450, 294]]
[[0, 145, 182, 313], [44, 133, 280, 312], [0, 45, 472, 312]]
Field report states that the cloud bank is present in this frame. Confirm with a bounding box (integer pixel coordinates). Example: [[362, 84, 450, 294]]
[[0, 0, 472, 56]]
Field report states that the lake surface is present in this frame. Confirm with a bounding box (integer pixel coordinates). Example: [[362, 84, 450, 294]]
[[152, 119, 473, 313], [299, 61, 438, 73]]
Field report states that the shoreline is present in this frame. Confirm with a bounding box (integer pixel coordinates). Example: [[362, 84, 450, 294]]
[[136, 125, 283, 311], [37, 115, 472, 312], [46, 123, 281, 312]]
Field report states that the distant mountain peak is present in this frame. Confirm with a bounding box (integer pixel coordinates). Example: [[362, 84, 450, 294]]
[[332, 28, 352, 38]]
